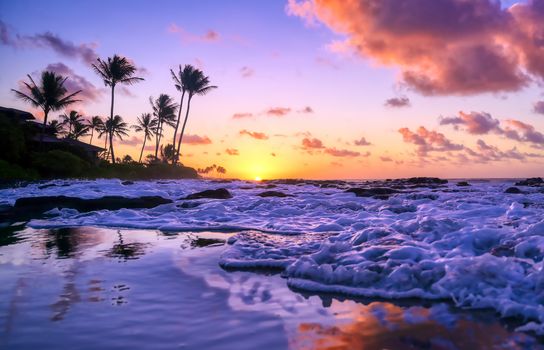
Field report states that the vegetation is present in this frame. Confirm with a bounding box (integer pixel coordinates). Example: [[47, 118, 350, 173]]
[[91, 55, 143, 163], [3, 53, 219, 181], [11, 71, 81, 144]]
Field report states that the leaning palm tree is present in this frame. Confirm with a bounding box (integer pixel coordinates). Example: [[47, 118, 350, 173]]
[[104, 115, 129, 161], [59, 110, 85, 137], [170, 64, 195, 163], [132, 113, 157, 163], [91, 55, 143, 163], [48, 119, 65, 137], [11, 71, 81, 144], [149, 94, 177, 159], [175, 69, 217, 163], [87, 116, 104, 145]]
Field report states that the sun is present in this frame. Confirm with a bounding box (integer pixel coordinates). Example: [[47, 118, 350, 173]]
[[254, 176, 262, 182]]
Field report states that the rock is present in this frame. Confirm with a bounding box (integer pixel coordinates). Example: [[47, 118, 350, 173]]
[[456, 181, 470, 187], [183, 188, 232, 200], [505, 187, 522, 194], [121, 181, 134, 185], [257, 191, 293, 198], [177, 202, 203, 209], [406, 177, 448, 185], [345, 187, 399, 199], [515, 177, 544, 187], [1, 195, 173, 221], [38, 183, 57, 189], [190, 237, 225, 248]]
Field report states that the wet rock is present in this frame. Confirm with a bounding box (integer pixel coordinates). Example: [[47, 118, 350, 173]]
[[177, 202, 203, 209], [515, 177, 544, 187], [183, 188, 232, 200], [38, 183, 57, 189], [406, 193, 439, 200], [345, 187, 399, 199], [505, 187, 522, 194], [4, 195, 173, 220], [406, 177, 448, 185], [121, 181, 134, 186], [257, 191, 293, 198], [190, 237, 225, 248], [456, 181, 470, 187]]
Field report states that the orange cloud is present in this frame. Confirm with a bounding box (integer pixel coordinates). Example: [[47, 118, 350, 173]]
[[225, 148, 239, 155], [183, 134, 212, 145], [239, 129, 269, 140], [266, 107, 291, 116]]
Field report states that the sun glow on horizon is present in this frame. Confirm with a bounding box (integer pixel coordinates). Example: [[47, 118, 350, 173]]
[[254, 176, 262, 182]]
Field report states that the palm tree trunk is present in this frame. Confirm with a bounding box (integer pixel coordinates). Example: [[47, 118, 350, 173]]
[[154, 121, 161, 159], [176, 95, 192, 162], [139, 137, 146, 163], [40, 109, 49, 146], [89, 129, 94, 145], [171, 91, 185, 165], [109, 85, 116, 163]]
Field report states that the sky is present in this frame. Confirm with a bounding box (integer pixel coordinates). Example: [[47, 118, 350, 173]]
[[1, 0, 543, 180]]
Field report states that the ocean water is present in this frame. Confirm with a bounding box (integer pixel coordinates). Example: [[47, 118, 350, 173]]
[[0, 227, 541, 349], [1, 178, 544, 347]]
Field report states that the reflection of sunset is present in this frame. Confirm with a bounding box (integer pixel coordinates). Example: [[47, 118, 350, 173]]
[[291, 301, 531, 350]]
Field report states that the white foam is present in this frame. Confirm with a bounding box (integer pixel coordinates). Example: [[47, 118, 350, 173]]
[[2, 178, 544, 334]]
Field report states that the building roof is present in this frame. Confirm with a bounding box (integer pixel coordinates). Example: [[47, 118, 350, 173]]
[[0, 106, 35, 120], [31, 134, 105, 152]]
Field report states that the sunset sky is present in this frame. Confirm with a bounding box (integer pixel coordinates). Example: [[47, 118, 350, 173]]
[[1, 0, 543, 180]]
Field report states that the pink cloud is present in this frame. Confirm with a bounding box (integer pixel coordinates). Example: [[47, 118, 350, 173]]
[[298, 106, 314, 113], [440, 111, 502, 135], [380, 156, 393, 162], [119, 136, 142, 146], [534, 101, 544, 115], [239, 129, 269, 140], [324, 148, 360, 157], [385, 97, 410, 108], [168, 23, 220, 43], [225, 148, 239, 156], [286, 0, 544, 95], [399, 126, 464, 156], [301, 137, 324, 149], [232, 112, 253, 119], [240, 66, 254, 78], [183, 134, 212, 145], [354, 137, 371, 146], [45, 62, 104, 103], [266, 107, 291, 117]]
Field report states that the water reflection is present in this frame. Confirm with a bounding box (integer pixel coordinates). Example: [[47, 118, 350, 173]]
[[0, 226, 542, 350]]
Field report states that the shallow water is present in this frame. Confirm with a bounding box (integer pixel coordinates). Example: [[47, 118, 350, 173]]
[[0, 227, 542, 349]]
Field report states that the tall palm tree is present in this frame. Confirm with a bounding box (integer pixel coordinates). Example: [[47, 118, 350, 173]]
[[87, 116, 104, 145], [149, 94, 177, 159], [132, 113, 157, 163], [104, 115, 129, 161], [170, 64, 195, 164], [59, 110, 85, 136], [91, 55, 143, 163], [175, 69, 217, 163], [11, 71, 81, 144]]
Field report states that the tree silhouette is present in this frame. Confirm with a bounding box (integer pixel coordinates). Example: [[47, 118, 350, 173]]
[[92, 55, 143, 163], [12, 71, 81, 145], [87, 116, 104, 145], [104, 115, 129, 160], [170, 64, 195, 164], [149, 94, 177, 159], [132, 113, 157, 163]]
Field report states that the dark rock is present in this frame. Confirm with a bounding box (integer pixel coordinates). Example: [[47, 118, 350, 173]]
[[515, 177, 544, 187], [505, 187, 522, 194], [190, 237, 225, 248], [1, 196, 173, 222], [121, 181, 134, 185], [406, 193, 439, 200], [257, 191, 293, 198], [345, 187, 399, 199], [183, 188, 232, 200], [177, 202, 203, 209], [38, 183, 57, 189], [456, 181, 470, 187], [406, 177, 448, 185]]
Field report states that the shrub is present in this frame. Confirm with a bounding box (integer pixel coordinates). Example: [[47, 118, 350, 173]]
[[0, 160, 38, 181], [32, 150, 89, 178]]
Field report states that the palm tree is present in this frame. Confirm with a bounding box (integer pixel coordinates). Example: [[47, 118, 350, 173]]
[[149, 94, 177, 159], [175, 68, 217, 163], [59, 110, 85, 137], [132, 113, 157, 163], [11, 71, 81, 144], [47, 119, 65, 137], [92, 55, 143, 163], [87, 116, 104, 145], [71, 121, 90, 140], [170, 64, 195, 164], [160, 143, 176, 163], [104, 115, 129, 160]]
